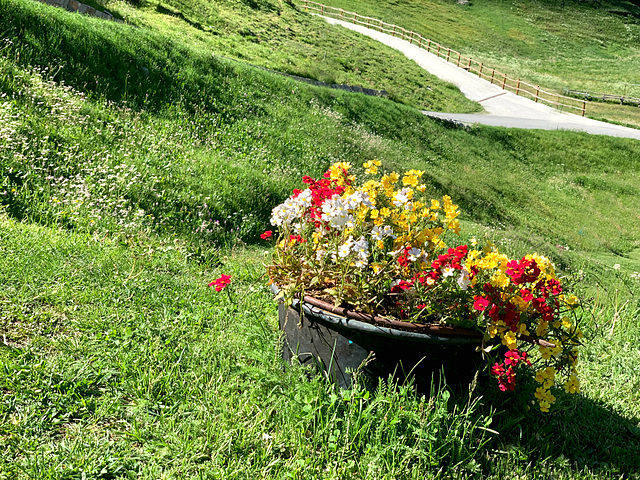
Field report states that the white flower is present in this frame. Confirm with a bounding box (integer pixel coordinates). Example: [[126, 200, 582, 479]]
[[407, 247, 422, 262], [338, 236, 354, 258], [352, 236, 369, 256], [441, 266, 455, 278], [344, 190, 373, 209], [270, 189, 313, 226], [392, 188, 411, 207], [351, 237, 369, 267], [321, 195, 355, 230], [457, 267, 471, 290], [354, 259, 367, 269], [371, 224, 396, 241], [613, 264, 621, 270]]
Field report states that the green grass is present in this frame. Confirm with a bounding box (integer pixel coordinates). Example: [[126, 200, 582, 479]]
[[0, 0, 640, 477]]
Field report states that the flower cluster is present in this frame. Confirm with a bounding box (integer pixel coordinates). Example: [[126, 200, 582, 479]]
[[266, 162, 582, 411]]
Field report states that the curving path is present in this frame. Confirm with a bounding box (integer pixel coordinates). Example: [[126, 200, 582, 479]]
[[321, 16, 640, 141]]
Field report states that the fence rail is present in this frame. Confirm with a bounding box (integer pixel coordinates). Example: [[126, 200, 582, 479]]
[[564, 88, 640, 107], [298, 0, 586, 116]]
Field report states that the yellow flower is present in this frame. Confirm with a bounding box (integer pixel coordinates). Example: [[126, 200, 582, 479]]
[[381, 173, 399, 195], [511, 295, 529, 312], [536, 320, 549, 337], [371, 263, 383, 274], [564, 373, 580, 394], [539, 346, 552, 360], [363, 160, 381, 175], [430, 199, 440, 210], [534, 386, 556, 412], [362, 179, 380, 194], [379, 207, 391, 217], [490, 271, 510, 288], [328, 162, 353, 186], [535, 366, 556, 390], [402, 169, 424, 187], [562, 294, 579, 308], [501, 331, 517, 350], [487, 323, 499, 338], [370, 209, 379, 219]]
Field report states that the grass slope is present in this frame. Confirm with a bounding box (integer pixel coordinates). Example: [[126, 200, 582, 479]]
[[0, 0, 639, 478]]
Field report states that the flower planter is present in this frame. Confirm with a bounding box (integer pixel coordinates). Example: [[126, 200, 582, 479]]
[[277, 292, 485, 390]]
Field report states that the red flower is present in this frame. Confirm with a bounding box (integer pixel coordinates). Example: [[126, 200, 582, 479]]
[[473, 296, 490, 311], [289, 234, 306, 243], [209, 274, 232, 292], [260, 230, 273, 240], [390, 280, 414, 293]]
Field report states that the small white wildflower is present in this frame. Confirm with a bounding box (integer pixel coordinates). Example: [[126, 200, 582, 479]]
[[392, 188, 411, 207], [441, 266, 455, 278], [613, 264, 621, 270], [338, 236, 354, 258], [371, 224, 396, 241], [457, 267, 471, 290], [407, 247, 421, 262]]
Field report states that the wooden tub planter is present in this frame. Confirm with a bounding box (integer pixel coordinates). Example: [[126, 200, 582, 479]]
[[276, 292, 485, 390]]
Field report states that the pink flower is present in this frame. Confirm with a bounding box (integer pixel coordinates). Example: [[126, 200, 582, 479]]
[[473, 296, 490, 311], [209, 274, 232, 292], [260, 230, 273, 240]]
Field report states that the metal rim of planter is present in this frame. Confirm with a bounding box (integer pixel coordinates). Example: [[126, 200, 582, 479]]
[[272, 285, 483, 346]]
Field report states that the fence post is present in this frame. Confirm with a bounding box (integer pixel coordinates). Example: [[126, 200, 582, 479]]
[[502, 74, 506, 90], [353, 12, 356, 24], [467, 58, 471, 70], [516, 79, 520, 95], [437, 44, 441, 57], [479, 63, 483, 77], [446, 48, 450, 62], [379, 19, 382, 32], [367, 17, 370, 28], [410, 31, 414, 44], [456, 52, 460, 67], [582, 100, 586, 117], [427, 39, 431, 52], [490, 69, 495, 84], [418, 36, 422, 48], [321, 4, 324, 15], [303, 0, 308, 12], [535, 85, 540, 102], [392, 25, 395, 37]]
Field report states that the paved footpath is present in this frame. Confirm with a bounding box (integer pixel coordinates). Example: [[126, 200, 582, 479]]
[[322, 16, 640, 141]]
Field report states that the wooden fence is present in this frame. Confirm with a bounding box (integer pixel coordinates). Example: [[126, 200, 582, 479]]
[[298, 0, 587, 116], [564, 88, 640, 107]]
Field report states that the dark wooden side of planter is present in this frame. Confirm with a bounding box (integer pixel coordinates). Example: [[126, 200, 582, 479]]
[[279, 302, 483, 390]]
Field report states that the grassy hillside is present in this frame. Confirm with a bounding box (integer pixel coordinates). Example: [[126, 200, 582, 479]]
[[319, 0, 640, 126], [1, 0, 640, 478]]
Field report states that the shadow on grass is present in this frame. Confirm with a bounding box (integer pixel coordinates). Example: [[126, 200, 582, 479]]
[[476, 384, 640, 476]]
